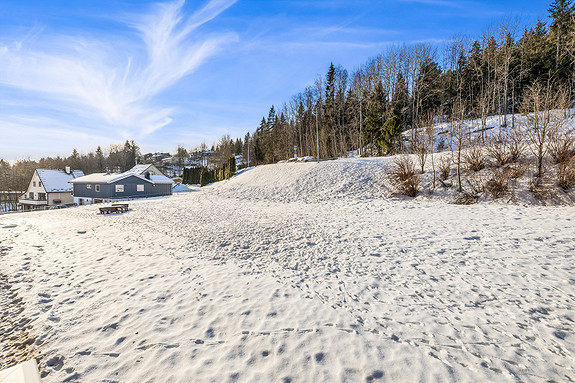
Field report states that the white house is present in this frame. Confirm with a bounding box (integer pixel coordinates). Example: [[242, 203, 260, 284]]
[[19, 168, 84, 211]]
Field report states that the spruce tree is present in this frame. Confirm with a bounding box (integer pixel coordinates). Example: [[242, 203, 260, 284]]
[[364, 81, 387, 155]]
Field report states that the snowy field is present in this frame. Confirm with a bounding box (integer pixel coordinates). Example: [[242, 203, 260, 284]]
[[1, 158, 575, 382]]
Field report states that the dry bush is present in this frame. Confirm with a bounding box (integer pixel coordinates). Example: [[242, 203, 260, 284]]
[[487, 136, 512, 166], [509, 143, 524, 164], [387, 155, 420, 197], [485, 168, 510, 199], [505, 162, 528, 180], [549, 132, 575, 165], [454, 192, 478, 205], [438, 156, 452, 185], [487, 129, 525, 166], [464, 145, 486, 172], [557, 160, 575, 191], [465, 171, 486, 197], [529, 176, 553, 201]]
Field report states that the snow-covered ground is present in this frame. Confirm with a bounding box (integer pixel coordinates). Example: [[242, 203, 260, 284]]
[[1, 158, 574, 382]]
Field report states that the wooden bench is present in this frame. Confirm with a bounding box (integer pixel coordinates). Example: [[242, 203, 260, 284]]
[[99, 206, 121, 214], [112, 203, 129, 213]]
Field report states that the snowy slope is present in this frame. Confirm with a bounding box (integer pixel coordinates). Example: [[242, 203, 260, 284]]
[[210, 158, 391, 203], [1, 159, 575, 383]]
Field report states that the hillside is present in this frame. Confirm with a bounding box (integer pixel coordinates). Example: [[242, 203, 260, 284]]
[[208, 152, 575, 206]]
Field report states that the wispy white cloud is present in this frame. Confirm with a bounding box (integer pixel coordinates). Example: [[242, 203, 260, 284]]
[[0, 0, 238, 145], [397, 0, 470, 8]]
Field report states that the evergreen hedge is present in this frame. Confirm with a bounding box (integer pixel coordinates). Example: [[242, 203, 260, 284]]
[[182, 156, 236, 186]]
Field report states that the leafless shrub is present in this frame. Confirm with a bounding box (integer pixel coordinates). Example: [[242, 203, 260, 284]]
[[387, 155, 420, 197], [454, 192, 478, 205], [557, 160, 575, 191], [485, 168, 510, 199], [549, 131, 575, 165], [487, 129, 525, 166], [505, 162, 528, 180], [464, 144, 486, 172], [487, 136, 512, 166], [465, 171, 486, 196], [529, 176, 553, 201], [438, 156, 452, 186], [508, 129, 526, 163]]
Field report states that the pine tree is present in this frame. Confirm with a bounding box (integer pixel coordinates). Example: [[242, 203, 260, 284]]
[[253, 117, 266, 164], [364, 81, 387, 155], [96, 146, 104, 171], [548, 0, 575, 79], [378, 104, 403, 155]]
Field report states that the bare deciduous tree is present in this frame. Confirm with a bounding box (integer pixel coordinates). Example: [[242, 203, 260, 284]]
[[520, 82, 570, 178]]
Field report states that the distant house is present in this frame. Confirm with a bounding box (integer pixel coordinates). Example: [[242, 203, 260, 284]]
[[19, 168, 85, 211], [70, 164, 173, 204]]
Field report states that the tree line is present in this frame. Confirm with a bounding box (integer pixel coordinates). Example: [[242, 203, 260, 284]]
[[0, 140, 140, 191], [240, 0, 574, 164]]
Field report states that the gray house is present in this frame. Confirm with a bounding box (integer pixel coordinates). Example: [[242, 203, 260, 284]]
[[70, 165, 172, 204]]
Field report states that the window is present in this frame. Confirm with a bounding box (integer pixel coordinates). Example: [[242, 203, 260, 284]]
[[39, 181, 42, 187], [29, 192, 34, 199], [95, 185, 100, 192], [137, 185, 145, 192], [38, 193, 46, 201], [33, 181, 36, 187], [115, 185, 124, 193], [87, 184, 92, 189]]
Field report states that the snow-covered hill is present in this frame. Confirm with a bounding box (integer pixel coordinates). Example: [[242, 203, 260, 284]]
[[210, 158, 390, 203], [208, 153, 574, 205]]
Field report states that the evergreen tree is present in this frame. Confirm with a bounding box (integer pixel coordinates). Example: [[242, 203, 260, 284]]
[[417, 58, 443, 117], [253, 117, 266, 164], [548, 0, 575, 79], [393, 73, 410, 128], [364, 81, 387, 155], [95, 146, 104, 172], [378, 104, 403, 155]]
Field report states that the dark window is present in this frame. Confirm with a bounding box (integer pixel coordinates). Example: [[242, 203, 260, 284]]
[[38, 193, 46, 201]]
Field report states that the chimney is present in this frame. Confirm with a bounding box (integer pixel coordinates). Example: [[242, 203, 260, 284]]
[[145, 172, 151, 180], [65, 166, 71, 174]]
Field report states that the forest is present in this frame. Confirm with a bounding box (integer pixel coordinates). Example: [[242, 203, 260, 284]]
[[242, 1, 574, 164]]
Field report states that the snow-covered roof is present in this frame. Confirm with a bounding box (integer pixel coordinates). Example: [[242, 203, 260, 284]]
[[149, 175, 173, 184], [37, 169, 84, 193], [126, 164, 167, 177], [70, 172, 173, 185], [127, 164, 154, 174]]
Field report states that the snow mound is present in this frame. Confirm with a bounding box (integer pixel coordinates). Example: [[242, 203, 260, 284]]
[[210, 158, 392, 203], [172, 183, 197, 193]]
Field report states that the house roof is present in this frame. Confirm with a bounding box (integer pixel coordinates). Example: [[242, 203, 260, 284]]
[[70, 172, 173, 185], [126, 164, 165, 176], [37, 169, 84, 193], [127, 164, 154, 174]]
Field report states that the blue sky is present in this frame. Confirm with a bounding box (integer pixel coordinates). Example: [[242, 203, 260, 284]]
[[0, 0, 550, 161]]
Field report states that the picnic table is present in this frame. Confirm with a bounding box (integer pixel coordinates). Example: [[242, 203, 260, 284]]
[[112, 203, 129, 213], [98, 204, 129, 214]]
